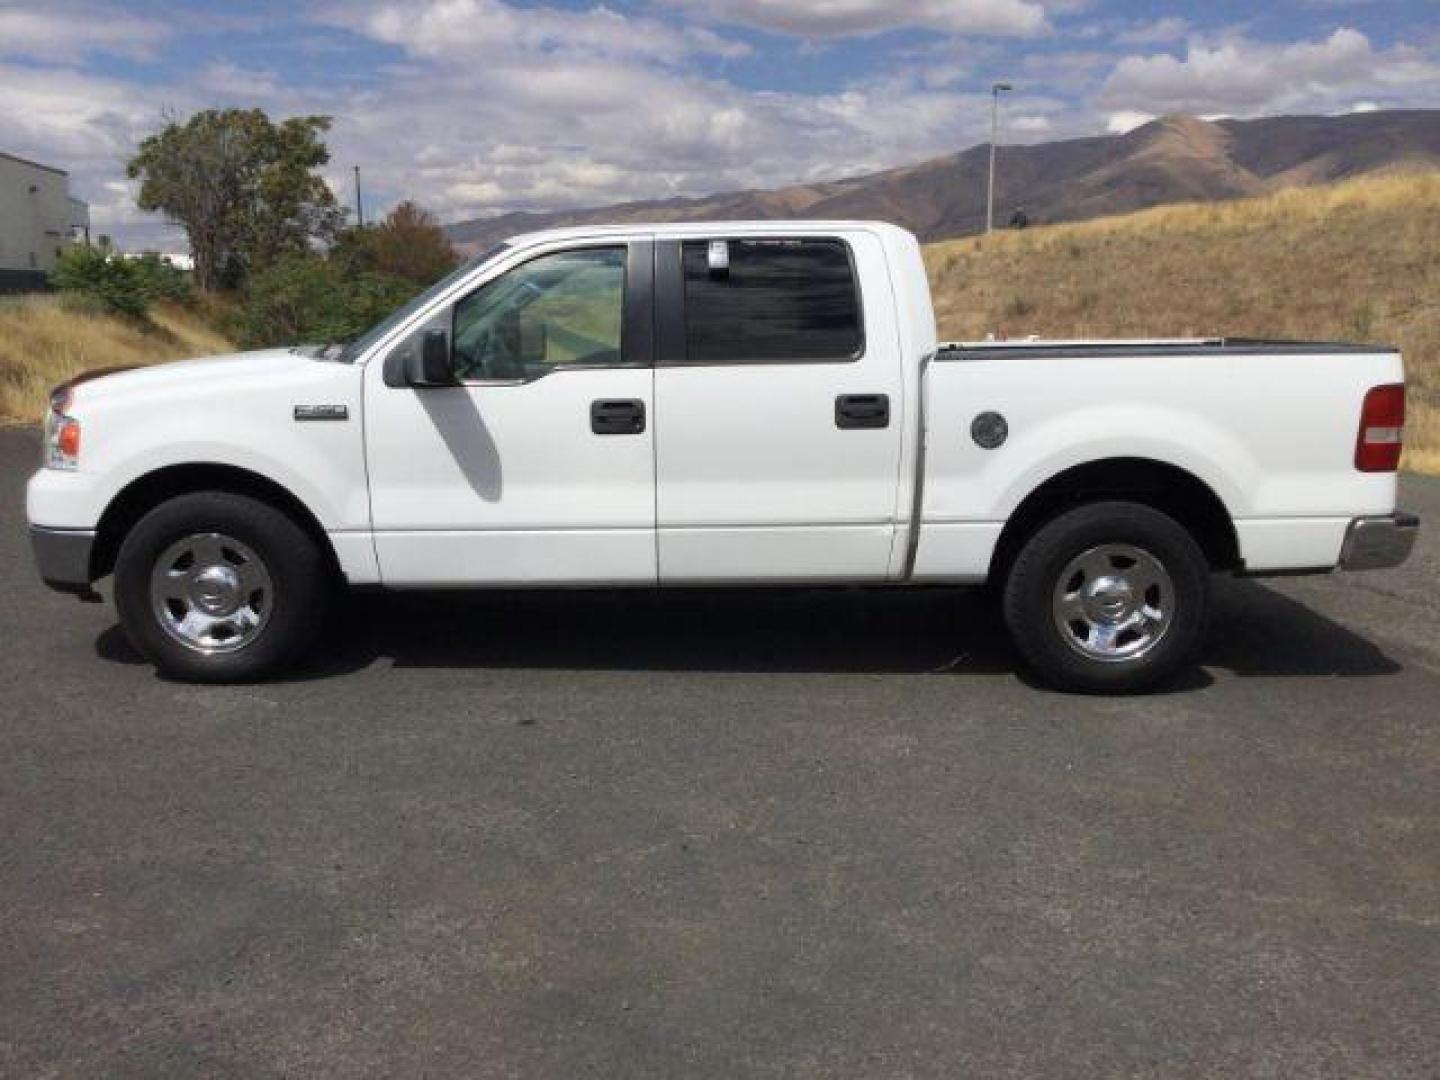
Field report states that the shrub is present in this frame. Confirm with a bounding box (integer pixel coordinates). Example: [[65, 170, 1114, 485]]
[[234, 254, 418, 348], [128, 253, 192, 304], [49, 247, 147, 319]]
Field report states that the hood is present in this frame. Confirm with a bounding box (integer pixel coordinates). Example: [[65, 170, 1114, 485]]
[[63, 348, 324, 409]]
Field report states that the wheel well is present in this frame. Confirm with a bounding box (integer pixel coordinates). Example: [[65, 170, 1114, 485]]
[[91, 464, 342, 582], [989, 458, 1240, 582]]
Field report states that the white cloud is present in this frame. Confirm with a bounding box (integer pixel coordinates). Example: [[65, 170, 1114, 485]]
[[0, 3, 172, 61], [1099, 28, 1440, 117], [1106, 110, 1153, 134], [1113, 17, 1190, 46], [198, 62, 288, 101], [666, 0, 1050, 40], [321, 0, 750, 64], [0, 63, 158, 165]]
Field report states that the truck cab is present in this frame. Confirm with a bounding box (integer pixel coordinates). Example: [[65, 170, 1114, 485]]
[[365, 223, 923, 587]]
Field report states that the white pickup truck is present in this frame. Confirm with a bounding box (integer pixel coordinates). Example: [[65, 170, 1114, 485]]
[[27, 221, 1418, 691]]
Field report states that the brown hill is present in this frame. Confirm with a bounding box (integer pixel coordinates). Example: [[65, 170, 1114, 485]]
[[447, 109, 1440, 253]]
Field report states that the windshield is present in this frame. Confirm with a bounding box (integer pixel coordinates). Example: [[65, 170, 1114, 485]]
[[334, 244, 510, 363]]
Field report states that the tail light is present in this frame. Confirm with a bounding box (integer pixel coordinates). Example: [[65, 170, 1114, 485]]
[[1355, 384, 1405, 472]]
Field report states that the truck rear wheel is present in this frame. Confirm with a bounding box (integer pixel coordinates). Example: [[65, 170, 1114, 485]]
[[113, 491, 331, 683], [1002, 501, 1209, 693]]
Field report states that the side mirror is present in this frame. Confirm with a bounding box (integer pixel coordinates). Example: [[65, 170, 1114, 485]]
[[405, 329, 456, 387]]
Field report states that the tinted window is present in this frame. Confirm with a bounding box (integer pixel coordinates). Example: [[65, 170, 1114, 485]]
[[681, 239, 862, 364], [453, 247, 626, 380]]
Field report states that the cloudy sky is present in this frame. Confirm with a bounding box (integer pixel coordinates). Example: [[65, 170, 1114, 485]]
[[2, 0, 1437, 249]]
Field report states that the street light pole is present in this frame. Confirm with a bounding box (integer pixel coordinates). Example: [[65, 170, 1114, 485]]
[[987, 82, 1012, 235]]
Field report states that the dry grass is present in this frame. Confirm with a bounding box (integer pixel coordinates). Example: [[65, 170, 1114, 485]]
[[0, 295, 233, 424], [925, 172, 1440, 473]]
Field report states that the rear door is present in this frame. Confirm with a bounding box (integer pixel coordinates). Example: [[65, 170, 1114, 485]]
[[653, 231, 905, 582]]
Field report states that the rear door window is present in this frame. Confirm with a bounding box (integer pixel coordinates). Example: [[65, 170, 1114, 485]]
[[679, 238, 863, 364]]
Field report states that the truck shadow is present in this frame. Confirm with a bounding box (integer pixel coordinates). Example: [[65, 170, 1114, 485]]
[[95, 576, 1402, 688]]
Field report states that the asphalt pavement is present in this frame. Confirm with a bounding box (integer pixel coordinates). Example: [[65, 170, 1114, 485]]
[[2, 426, 1437, 1078]]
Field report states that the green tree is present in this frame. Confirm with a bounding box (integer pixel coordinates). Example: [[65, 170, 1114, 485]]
[[127, 109, 344, 291]]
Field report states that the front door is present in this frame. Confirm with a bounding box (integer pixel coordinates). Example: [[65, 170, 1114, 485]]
[[652, 232, 905, 582], [364, 241, 657, 585]]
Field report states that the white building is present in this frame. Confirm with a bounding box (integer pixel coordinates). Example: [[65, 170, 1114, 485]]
[[0, 151, 90, 278], [121, 251, 194, 271]]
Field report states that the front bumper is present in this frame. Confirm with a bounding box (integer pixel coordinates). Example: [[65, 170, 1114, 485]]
[[30, 526, 96, 595], [1339, 512, 1420, 571]]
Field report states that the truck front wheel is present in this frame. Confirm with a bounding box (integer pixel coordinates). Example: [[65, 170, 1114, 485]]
[[113, 491, 332, 683], [1002, 501, 1210, 693]]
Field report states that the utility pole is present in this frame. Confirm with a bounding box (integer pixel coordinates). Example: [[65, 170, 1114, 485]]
[[353, 165, 365, 229], [987, 82, 1012, 235]]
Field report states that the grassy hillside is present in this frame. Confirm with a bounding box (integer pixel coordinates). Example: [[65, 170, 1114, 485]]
[[0, 295, 232, 424], [925, 172, 1440, 472]]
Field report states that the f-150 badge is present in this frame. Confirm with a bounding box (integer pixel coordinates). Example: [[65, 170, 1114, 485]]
[[293, 404, 349, 421]]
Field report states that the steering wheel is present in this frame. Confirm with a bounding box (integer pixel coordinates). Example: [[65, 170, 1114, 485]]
[[474, 325, 526, 380]]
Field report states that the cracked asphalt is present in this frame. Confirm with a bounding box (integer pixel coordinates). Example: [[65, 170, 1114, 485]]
[[2, 426, 1437, 1077]]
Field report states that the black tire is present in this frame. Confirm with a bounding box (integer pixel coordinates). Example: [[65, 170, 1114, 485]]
[[1002, 501, 1209, 693], [113, 491, 332, 682]]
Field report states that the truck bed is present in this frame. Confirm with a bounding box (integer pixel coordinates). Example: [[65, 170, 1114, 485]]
[[911, 337, 1404, 581]]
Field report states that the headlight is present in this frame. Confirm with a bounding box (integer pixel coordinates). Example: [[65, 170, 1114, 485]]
[[44, 388, 81, 471]]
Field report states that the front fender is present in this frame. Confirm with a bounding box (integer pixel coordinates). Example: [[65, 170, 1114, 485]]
[[33, 354, 369, 533]]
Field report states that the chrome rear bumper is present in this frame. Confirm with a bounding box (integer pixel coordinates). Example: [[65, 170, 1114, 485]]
[[1339, 512, 1420, 571]]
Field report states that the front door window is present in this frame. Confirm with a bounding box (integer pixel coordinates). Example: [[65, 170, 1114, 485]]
[[452, 247, 626, 380]]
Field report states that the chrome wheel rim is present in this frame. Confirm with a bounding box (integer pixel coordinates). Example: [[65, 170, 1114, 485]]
[[150, 533, 273, 654], [1052, 543, 1174, 663]]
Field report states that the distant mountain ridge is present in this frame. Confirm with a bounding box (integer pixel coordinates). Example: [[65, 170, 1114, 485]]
[[446, 110, 1440, 253]]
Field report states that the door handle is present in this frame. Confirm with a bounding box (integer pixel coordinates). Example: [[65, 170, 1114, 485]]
[[591, 398, 646, 435], [835, 394, 889, 429]]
